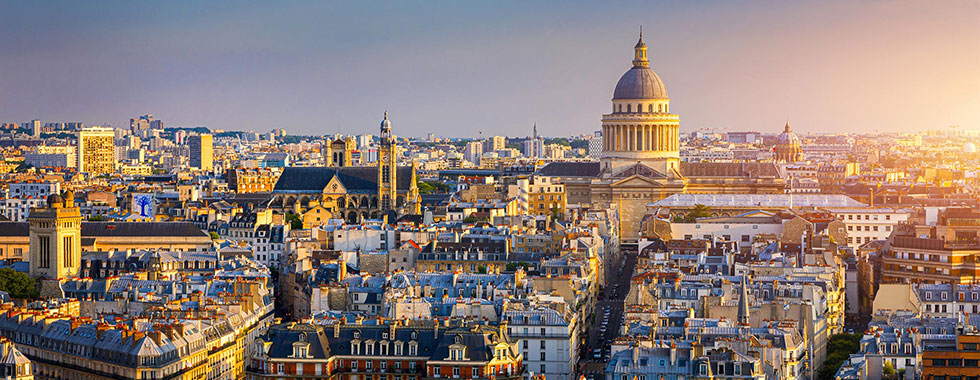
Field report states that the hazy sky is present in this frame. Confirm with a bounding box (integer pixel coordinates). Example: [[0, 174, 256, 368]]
[[1, 1, 977, 138]]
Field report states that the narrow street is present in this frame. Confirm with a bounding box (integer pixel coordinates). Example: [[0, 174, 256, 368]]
[[578, 245, 638, 378]]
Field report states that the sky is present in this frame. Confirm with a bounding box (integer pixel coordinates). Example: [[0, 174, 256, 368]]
[[1, 1, 978, 138]]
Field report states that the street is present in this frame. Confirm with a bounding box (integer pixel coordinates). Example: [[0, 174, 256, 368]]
[[578, 244, 638, 378]]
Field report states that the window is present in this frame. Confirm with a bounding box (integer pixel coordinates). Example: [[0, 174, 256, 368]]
[[453, 367, 460, 377]]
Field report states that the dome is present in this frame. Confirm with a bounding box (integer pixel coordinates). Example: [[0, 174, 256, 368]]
[[613, 67, 669, 100], [965, 142, 977, 153], [47, 193, 63, 207], [612, 32, 669, 100], [380, 111, 391, 132], [776, 122, 801, 146]]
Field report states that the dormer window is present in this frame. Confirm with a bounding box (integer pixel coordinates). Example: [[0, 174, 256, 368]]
[[353, 330, 361, 339]]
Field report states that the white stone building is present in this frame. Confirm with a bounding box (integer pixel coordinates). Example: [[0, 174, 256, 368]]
[[503, 308, 578, 380], [821, 207, 911, 248]]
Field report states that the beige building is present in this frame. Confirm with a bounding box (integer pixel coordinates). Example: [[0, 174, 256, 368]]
[[188, 133, 214, 170], [28, 192, 82, 281], [76, 127, 116, 176], [537, 34, 784, 242]]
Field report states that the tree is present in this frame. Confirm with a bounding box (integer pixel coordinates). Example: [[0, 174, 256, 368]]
[[417, 181, 437, 194], [14, 162, 33, 173], [87, 215, 105, 221], [817, 333, 863, 380], [284, 213, 304, 230], [0, 268, 39, 300], [882, 361, 896, 377], [677, 204, 712, 222], [209, 232, 220, 240], [475, 265, 487, 274]]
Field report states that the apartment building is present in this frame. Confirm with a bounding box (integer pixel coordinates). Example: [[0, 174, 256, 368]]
[[823, 207, 911, 248]]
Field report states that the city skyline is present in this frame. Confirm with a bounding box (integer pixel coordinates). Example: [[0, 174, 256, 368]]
[[1, 1, 978, 137]]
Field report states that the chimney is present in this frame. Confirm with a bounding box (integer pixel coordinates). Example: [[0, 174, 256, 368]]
[[334, 321, 341, 338], [390, 320, 397, 337], [670, 340, 677, 365], [147, 330, 164, 345]]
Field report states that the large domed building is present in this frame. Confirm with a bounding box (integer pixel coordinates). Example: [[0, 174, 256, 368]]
[[600, 33, 680, 175], [773, 121, 802, 162], [535, 33, 786, 243]]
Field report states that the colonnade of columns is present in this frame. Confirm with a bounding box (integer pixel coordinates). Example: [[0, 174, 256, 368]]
[[602, 124, 679, 152]]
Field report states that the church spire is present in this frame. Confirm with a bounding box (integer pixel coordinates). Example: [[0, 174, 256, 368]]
[[533, 123, 538, 139], [738, 276, 751, 325], [784, 120, 792, 133], [632, 27, 649, 68]]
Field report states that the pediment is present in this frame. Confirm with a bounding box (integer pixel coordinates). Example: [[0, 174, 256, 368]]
[[323, 175, 347, 194], [610, 175, 663, 188], [610, 162, 667, 180]]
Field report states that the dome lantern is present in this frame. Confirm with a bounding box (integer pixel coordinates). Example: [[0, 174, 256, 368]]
[[632, 27, 649, 68]]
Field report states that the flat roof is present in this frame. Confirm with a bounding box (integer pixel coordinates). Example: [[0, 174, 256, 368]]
[[649, 194, 865, 208]]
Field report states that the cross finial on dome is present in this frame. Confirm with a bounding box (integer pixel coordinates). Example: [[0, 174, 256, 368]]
[[784, 120, 791, 133]]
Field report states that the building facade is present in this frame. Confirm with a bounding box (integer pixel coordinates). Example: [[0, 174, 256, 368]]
[[189, 133, 214, 171], [77, 127, 116, 175], [247, 322, 524, 380]]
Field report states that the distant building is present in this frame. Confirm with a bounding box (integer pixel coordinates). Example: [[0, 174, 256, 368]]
[[773, 122, 802, 162], [76, 127, 116, 175], [464, 141, 484, 165], [323, 136, 356, 167], [25, 119, 41, 138], [129, 114, 160, 132], [188, 133, 214, 170], [726, 131, 761, 144], [484, 135, 506, 152], [588, 130, 603, 158]]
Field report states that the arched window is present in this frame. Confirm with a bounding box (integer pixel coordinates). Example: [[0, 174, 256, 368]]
[[627, 104, 631, 113], [648, 104, 653, 113], [658, 104, 663, 112]]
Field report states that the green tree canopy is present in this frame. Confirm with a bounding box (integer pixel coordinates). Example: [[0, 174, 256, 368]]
[[677, 204, 713, 223], [285, 213, 304, 229], [0, 268, 39, 300]]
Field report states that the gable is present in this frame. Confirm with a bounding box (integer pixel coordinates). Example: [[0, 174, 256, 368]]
[[324, 175, 347, 195], [610, 175, 663, 188]]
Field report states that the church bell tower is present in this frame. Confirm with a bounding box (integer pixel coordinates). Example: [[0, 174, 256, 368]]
[[377, 112, 398, 213]]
